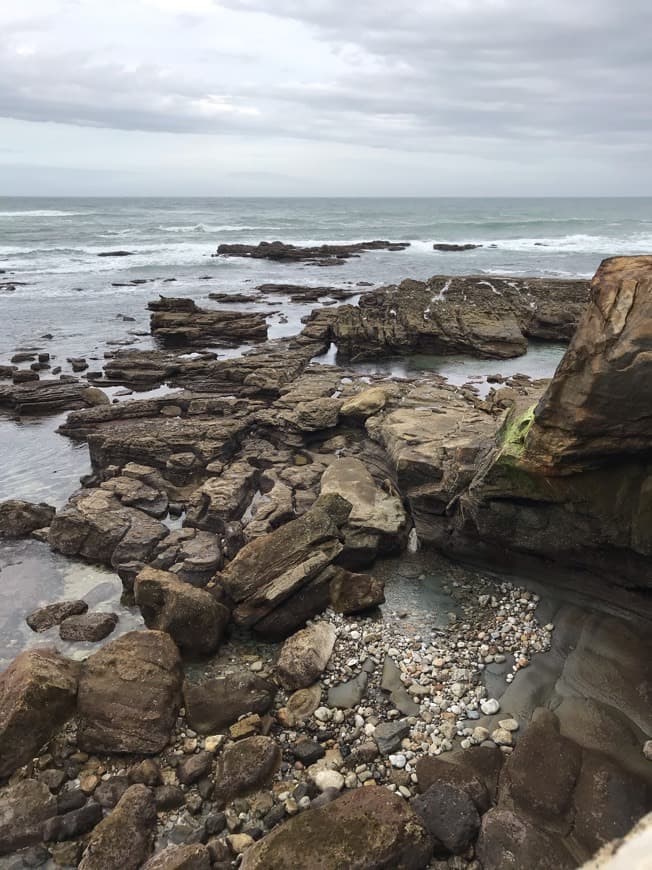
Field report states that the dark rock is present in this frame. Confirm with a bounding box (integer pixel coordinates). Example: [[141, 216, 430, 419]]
[[154, 785, 185, 811], [43, 802, 103, 842], [0, 780, 57, 855], [433, 243, 482, 251], [142, 844, 211, 870], [213, 737, 281, 807], [374, 719, 411, 755], [329, 567, 385, 614], [0, 500, 56, 539], [411, 781, 480, 854], [415, 753, 493, 813], [183, 673, 275, 734], [97, 251, 134, 257], [477, 808, 576, 870], [327, 672, 368, 709], [56, 789, 88, 814], [0, 648, 79, 781], [78, 784, 157, 870], [239, 785, 432, 869], [76, 631, 182, 755], [38, 769, 67, 792], [93, 777, 130, 809], [292, 740, 325, 766], [59, 612, 118, 642], [128, 759, 162, 787], [149, 298, 268, 347], [214, 240, 409, 264], [134, 567, 229, 656], [26, 599, 88, 632], [177, 752, 213, 786]]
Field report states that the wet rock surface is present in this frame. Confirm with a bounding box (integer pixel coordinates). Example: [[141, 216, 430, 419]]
[[214, 239, 410, 264]]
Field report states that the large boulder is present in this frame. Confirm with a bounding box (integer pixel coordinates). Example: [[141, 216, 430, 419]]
[[134, 567, 229, 656], [79, 784, 157, 870], [76, 631, 182, 754], [477, 808, 576, 870], [444, 256, 652, 588], [217, 494, 351, 629], [0, 499, 55, 538], [329, 567, 385, 614], [183, 672, 276, 734], [0, 648, 79, 781], [213, 736, 281, 807], [240, 785, 433, 869], [411, 781, 480, 854], [0, 779, 57, 855], [276, 622, 336, 691], [320, 458, 408, 567], [143, 844, 211, 869]]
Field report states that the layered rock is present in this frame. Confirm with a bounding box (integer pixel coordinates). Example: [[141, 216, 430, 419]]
[[214, 239, 410, 264], [149, 297, 268, 346], [0, 499, 55, 538], [304, 274, 590, 361], [443, 256, 652, 587], [78, 784, 157, 870]]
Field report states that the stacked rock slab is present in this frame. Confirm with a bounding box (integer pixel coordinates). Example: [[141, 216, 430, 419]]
[[444, 256, 652, 588]]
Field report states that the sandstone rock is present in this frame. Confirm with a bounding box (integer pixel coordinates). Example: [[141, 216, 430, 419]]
[[329, 567, 385, 614], [183, 673, 275, 734], [26, 599, 88, 632], [134, 567, 229, 656], [77, 631, 182, 754], [411, 781, 480, 854], [276, 622, 336, 691], [252, 566, 334, 642], [79, 784, 157, 870], [218, 495, 350, 629], [59, 612, 118, 642], [0, 779, 57, 855], [213, 737, 281, 807], [339, 386, 388, 420], [143, 844, 212, 870], [240, 785, 432, 869], [0, 499, 55, 538], [477, 808, 576, 870], [150, 528, 222, 587], [320, 458, 407, 567], [149, 297, 268, 347], [177, 751, 214, 786], [0, 648, 78, 781]]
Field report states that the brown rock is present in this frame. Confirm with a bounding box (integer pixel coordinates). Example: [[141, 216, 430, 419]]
[[213, 737, 281, 807], [79, 784, 157, 870], [183, 672, 275, 734], [59, 612, 118, 642], [143, 844, 211, 870], [0, 779, 57, 855], [26, 599, 88, 632], [329, 568, 385, 614], [276, 622, 336, 691], [0, 499, 55, 538], [477, 808, 575, 870], [76, 630, 182, 754]]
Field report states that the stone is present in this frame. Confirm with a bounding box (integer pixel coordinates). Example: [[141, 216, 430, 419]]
[[239, 785, 432, 870], [183, 673, 275, 734], [154, 785, 185, 811], [481, 698, 500, 715], [339, 386, 388, 420], [381, 656, 420, 717], [213, 737, 281, 807], [79, 784, 157, 870], [0, 779, 57, 855], [43, 803, 103, 842], [143, 844, 212, 869], [313, 770, 344, 792], [26, 599, 88, 632], [412, 781, 481, 854], [177, 752, 214, 786], [327, 672, 368, 709], [477, 808, 576, 870], [0, 648, 78, 781], [82, 386, 110, 406], [374, 720, 411, 755], [134, 567, 229, 656], [215, 239, 409, 264], [276, 622, 336, 691], [59, 612, 118, 642], [128, 759, 162, 787], [292, 739, 325, 766], [644, 740, 652, 761], [148, 297, 268, 347], [76, 631, 182, 754], [329, 568, 385, 614], [320, 458, 407, 567], [415, 755, 491, 814], [0, 500, 55, 538]]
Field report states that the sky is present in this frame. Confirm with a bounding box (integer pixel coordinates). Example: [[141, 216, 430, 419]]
[[1, 0, 651, 196]]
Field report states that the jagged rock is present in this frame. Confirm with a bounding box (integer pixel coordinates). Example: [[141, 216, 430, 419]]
[[276, 622, 336, 691], [282, 397, 342, 432], [49, 489, 168, 570], [100, 475, 169, 519], [214, 239, 409, 264], [59, 612, 119, 642], [183, 672, 275, 734], [252, 566, 334, 641], [0, 379, 95, 414], [240, 785, 432, 869], [184, 461, 257, 533], [213, 737, 281, 806], [0, 499, 55, 538], [43, 803, 104, 842], [0, 779, 57, 855], [411, 782, 481, 854], [433, 242, 482, 251], [329, 567, 385, 614], [149, 297, 268, 346], [416, 747, 502, 813], [76, 631, 182, 754], [217, 494, 351, 629], [320, 457, 408, 567], [78, 784, 157, 870], [143, 844, 211, 870], [0, 648, 79, 781], [150, 528, 222, 587], [26, 599, 88, 632], [374, 720, 411, 755], [134, 567, 229, 656]]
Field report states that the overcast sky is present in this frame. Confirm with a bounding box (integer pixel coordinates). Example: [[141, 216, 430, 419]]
[[1, 0, 651, 196]]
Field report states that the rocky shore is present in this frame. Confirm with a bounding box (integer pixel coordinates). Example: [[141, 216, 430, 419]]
[[0, 256, 650, 869]]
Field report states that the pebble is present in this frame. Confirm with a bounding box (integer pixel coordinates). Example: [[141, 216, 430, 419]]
[[481, 698, 501, 715], [314, 770, 345, 792], [388, 753, 407, 769], [643, 740, 652, 761], [499, 718, 519, 732], [491, 728, 513, 746]]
